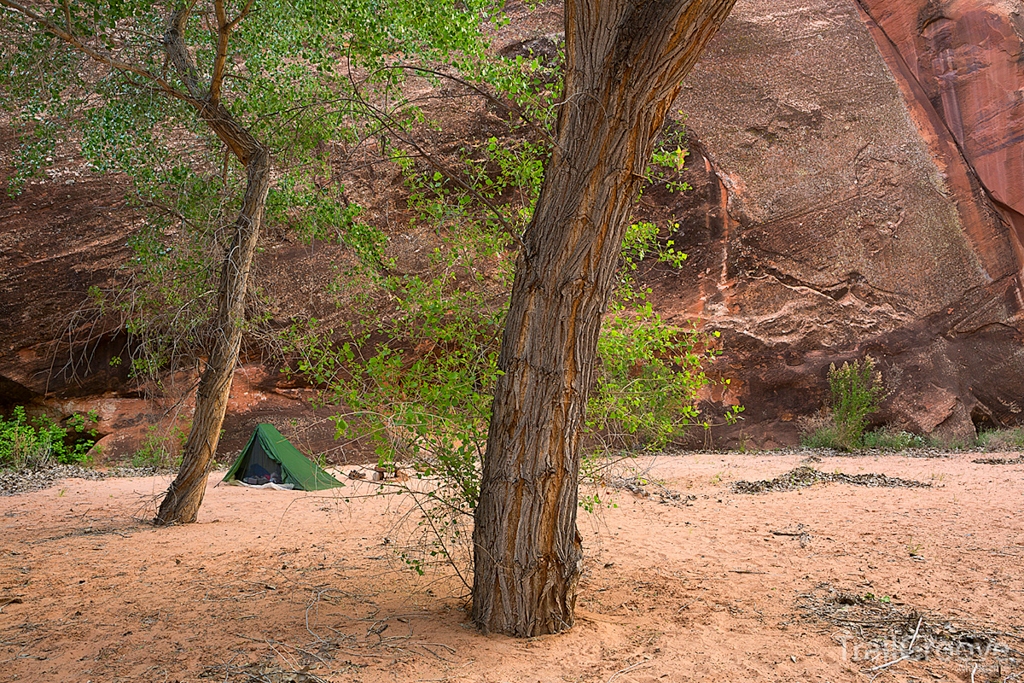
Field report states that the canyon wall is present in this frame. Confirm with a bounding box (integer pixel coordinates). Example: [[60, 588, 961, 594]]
[[658, 0, 1024, 445]]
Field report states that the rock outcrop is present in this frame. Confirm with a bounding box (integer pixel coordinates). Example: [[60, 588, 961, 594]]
[[656, 0, 1024, 446], [0, 171, 134, 403]]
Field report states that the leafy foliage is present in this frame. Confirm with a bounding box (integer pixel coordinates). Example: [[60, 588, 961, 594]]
[[588, 221, 740, 453], [646, 118, 694, 194], [0, 406, 97, 468], [828, 356, 887, 450], [1, 0, 503, 383], [860, 428, 925, 451], [131, 423, 189, 468]]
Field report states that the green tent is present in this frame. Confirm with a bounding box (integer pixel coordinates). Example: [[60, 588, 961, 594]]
[[222, 424, 343, 491]]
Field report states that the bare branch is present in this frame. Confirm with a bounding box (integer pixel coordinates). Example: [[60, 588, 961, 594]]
[[372, 64, 555, 144], [162, 5, 262, 165], [210, 0, 255, 103], [226, 0, 255, 32], [345, 66, 525, 250], [61, 0, 71, 32]]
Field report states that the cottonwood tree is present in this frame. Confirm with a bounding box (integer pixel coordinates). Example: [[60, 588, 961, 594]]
[[1, 0, 276, 524], [472, 0, 737, 636], [0, 0, 498, 523]]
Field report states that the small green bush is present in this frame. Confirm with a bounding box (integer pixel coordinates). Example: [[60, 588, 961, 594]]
[[800, 421, 842, 450], [583, 221, 739, 453], [827, 356, 886, 450], [0, 406, 95, 468], [131, 425, 187, 468], [976, 427, 1024, 452], [587, 300, 714, 452], [861, 428, 925, 451]]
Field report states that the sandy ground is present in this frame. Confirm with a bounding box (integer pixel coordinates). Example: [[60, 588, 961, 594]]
[[2, 451, 1023, 683]]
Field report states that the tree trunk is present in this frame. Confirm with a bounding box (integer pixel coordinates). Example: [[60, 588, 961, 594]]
[[472, 0, 736, 636], [154, 148, 270, 524], [153, 11, 271, 525], [0, 0, 271, 525]]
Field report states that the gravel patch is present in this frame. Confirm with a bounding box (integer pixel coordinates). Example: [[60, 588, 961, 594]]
[[0, 465, 174, 496], [603, 474, 696, 507], [732, 465, 930, 494], [972, 456, 1024, 465]]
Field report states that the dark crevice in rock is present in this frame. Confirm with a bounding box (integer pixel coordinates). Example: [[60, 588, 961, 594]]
[[0, 375, 36, 409]]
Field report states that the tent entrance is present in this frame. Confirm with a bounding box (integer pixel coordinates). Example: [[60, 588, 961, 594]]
[[239, 438, 283, 485]]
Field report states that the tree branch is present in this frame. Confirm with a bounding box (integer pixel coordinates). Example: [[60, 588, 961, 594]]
[[226, 0, 255, 32], [370, 64, 555, 145], [0, 0, 197, 107], [211, 0, 256, 103], [61, 0, 71, 32], [165, 6, 205, 99], [162, 5, 262, 165], [210, 0, 228, 103]]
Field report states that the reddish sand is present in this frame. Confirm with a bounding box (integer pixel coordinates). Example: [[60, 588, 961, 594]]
[[2, 451, 1023, 682]]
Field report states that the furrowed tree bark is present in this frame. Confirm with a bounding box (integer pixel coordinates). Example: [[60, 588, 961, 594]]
[[472, 0, 736, 636], [153, 148, 269, 524]]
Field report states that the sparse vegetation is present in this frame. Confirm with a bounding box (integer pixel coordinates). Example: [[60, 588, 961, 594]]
[[976, 427, 1024, 452], [860, 428, 926, 451], [801, 356, 889, 450], [799, 413, 844, 450], [131, 424, 188, 469], [828, 356, 887, 448]]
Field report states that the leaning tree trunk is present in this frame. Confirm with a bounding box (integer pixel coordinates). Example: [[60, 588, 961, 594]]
[[154, 10, 271, 525], [472, 0, 736, 636], [154, 148, 270, 524]]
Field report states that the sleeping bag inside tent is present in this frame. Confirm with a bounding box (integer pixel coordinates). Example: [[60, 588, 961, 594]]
[[222, 424, 343, 490]]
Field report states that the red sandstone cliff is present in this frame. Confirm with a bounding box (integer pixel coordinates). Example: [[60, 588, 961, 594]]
[[652, 0, 1024, 445], [860, 0, 1024, 256]]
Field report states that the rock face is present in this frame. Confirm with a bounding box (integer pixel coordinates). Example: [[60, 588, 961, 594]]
[[859, 0, 1024, 253], [655, 0, 1024, 446], [0, 172, 135, 404]]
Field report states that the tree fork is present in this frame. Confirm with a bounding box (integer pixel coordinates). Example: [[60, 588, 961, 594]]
[[150, 5, 271, 525], [471, 0, 736, 636]]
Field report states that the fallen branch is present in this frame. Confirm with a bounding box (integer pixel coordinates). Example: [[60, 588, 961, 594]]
[[865, 616, 922, 673]]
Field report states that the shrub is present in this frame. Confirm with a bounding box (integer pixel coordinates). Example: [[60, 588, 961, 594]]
[[799, 418, 842, 450], [826, 356, 886, 450], [131, 425, 187, 468], [976, 427, 1024, 452], [587, 300, 713, 452], [861, 428, 925, 451], [0, 406, 96, 468]]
